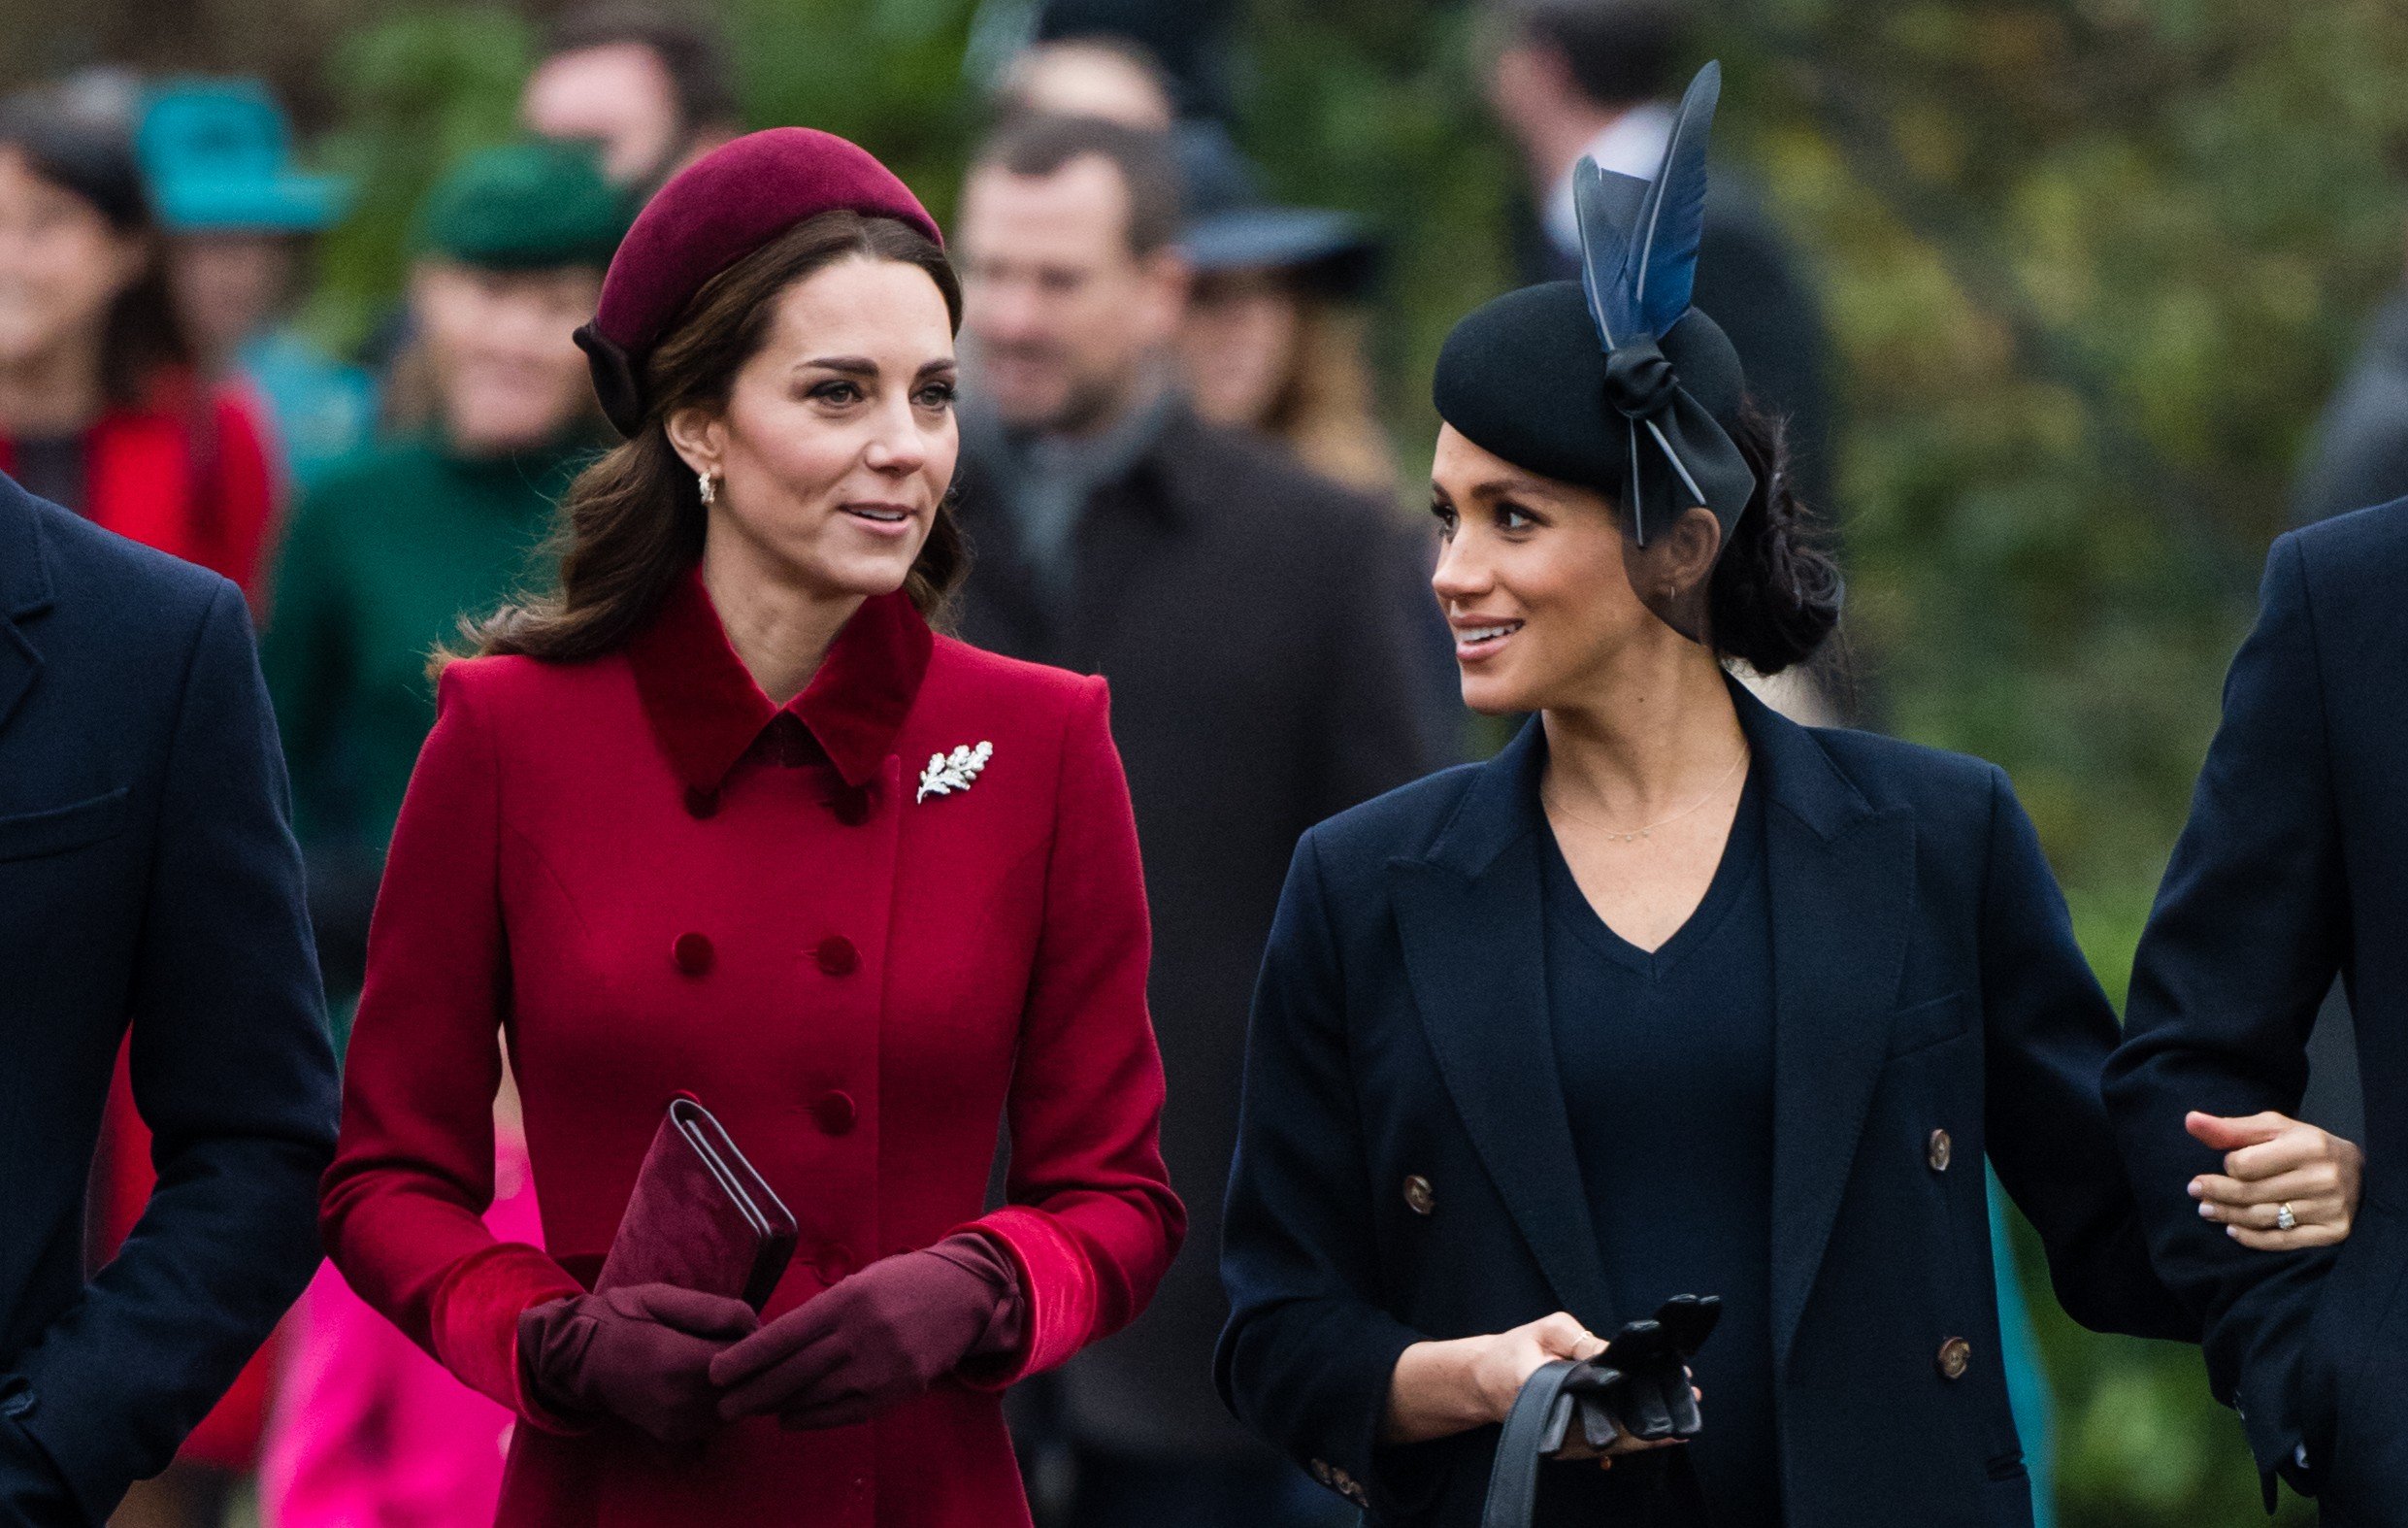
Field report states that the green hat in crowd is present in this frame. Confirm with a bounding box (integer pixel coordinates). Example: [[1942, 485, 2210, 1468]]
[[414, 140, 628, 272]]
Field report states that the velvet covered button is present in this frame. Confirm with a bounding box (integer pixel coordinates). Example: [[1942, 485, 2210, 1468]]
[[810, 1090, 857, 1136], [683, 784, 719, 819], [1936, 1337, 1971, 1380], [1927, 1128, 1953, 1173], [830, 784, 874, 826], [672, 933, 714, 976], [813, 1245, 855, 1283], [814, 937, 859, 977]]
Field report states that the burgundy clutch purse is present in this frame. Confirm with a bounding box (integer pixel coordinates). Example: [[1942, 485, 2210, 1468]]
[[596, 1096, 799, 1312]]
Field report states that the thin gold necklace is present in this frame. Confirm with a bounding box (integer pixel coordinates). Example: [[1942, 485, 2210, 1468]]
[[1544, 747, 1750, 845]]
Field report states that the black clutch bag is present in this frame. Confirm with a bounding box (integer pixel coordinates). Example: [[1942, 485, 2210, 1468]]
[[1481, 1295, 1723, 1528]]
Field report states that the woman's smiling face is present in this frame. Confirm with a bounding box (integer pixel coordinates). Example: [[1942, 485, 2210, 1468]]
[[1427, 423, 1665, 716], [670, 254, 960, 601]]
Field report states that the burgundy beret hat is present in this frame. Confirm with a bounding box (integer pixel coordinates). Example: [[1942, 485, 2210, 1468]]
[[574, 127, 942, 435]]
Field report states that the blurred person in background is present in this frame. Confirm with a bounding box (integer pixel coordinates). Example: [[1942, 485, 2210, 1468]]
[[1173, 122, 1463, 756], [1022, 0, 1239, 123], [260, 140, 621, 1049], [1480, 0, 1833, 535], [520, 2, 742, 196], [0, 98, 278, 596], [1174, 124, 1389, 496], [992, 35, 1177, 132], [0, 97, 289, 1528], [953, 112, 1443, 1528], [138, 79, 376, 493]]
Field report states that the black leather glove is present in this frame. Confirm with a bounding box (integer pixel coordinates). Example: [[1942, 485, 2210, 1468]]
[[1543, 1295, 1720, 1458]]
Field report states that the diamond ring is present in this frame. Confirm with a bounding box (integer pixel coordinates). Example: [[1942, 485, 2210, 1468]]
[[2275, 1202, 2297, 1232]]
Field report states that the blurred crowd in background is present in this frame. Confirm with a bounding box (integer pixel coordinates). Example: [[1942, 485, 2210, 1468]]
[[5, 1, 2404, 1524]]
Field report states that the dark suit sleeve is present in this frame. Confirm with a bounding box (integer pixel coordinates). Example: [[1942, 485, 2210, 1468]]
[[1217, 832, 1447, 1517], [1978, 764, 2195, 1344], [3, 581, 338, 1521], [2104, 533, 2346, 1491]]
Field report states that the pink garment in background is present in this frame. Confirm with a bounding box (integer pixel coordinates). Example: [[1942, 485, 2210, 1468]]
[[262, 1124, 542, 1528]]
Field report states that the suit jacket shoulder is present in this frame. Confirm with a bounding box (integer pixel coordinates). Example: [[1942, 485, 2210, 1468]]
[[17, 487, 230, 643], [2290, 493, 2408, 630]]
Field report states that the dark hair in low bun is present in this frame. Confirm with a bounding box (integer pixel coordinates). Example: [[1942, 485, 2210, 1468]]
[[1705, 399, 1843, 677]]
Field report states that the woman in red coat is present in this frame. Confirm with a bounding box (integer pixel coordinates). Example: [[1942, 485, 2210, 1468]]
[[319, 129, 1184, 1526]]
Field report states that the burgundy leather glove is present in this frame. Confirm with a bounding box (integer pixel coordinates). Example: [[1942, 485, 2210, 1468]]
[[519, 1282, 760, 1444], [709, 1232, 1024, 1429]]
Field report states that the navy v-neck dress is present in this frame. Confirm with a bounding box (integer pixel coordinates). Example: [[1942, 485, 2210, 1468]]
[[1540, 768, 1781, 1527]]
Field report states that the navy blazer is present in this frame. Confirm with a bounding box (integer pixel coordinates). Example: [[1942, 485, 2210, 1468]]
[[0, 480, 336, 1523], [1218, 685, 2192, 1528], [2106, 499, 2408, 1518]]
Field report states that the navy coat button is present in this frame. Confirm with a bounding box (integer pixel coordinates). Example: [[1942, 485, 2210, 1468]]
[[683, 784, 719, 819], [811, 1091, 857, 1136], [672, 932, 714, 976], [1936, 1337, 1971, 1380], [1402, 1176, 1436, 1216], [814, 936, 859, 976], [1927, 1128, 1953, 1173]]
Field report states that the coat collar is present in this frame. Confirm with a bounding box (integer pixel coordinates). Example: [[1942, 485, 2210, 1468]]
[[0, 478, 53, 741], [1394, 680, 1916, 1367], [0, 476, 53, 618], [625, 567, 933, 794]]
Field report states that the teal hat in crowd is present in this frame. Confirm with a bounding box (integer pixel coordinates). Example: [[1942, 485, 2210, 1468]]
[[137, 79, 351, 233], [414, 140, 628, 272]]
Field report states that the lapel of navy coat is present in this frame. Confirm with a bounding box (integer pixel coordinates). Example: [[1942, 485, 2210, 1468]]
[[1219, 683, 2193, 1528], [0, 481, 336, 1521]]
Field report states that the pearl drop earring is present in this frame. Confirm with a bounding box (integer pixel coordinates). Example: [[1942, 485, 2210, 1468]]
[[698, 470, 717, 506]]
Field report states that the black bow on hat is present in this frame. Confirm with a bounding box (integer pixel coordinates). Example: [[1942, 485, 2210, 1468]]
[[1573, 62, 1754, 546]]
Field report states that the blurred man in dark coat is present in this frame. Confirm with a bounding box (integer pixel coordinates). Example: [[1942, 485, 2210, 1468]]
[[952, 114, 1445, 1526], [0, 473, 337, 1525]]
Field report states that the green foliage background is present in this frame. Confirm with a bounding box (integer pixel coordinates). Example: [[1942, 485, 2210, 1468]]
[[17, 1, 2403, 1521]]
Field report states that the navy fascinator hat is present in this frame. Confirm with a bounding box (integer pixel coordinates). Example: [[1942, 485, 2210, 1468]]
[[1433, 63, 1754, 551]]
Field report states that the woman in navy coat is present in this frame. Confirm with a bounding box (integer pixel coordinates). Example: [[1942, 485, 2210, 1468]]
[[1215, 72, 2359, 1528]]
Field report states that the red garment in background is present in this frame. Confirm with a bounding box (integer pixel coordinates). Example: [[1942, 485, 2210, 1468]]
[[6, 372, 288, 1473]]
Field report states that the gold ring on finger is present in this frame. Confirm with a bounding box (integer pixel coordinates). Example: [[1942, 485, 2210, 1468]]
[[2275, 1202, 2297, 1232]]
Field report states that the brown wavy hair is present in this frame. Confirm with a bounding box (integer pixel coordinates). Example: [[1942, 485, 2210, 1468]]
[[452, 211, 967, 668]]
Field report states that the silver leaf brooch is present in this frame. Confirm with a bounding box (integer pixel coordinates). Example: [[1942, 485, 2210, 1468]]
[[917, 741, 994, 804]]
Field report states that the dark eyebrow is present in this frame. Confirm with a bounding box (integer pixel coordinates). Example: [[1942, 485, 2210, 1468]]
[[796, 356, 959, 379], [1464, 474, 1555, 502]]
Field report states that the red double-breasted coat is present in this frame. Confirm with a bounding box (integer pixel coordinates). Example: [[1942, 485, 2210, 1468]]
[[320, 572, 1184, 1526]]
